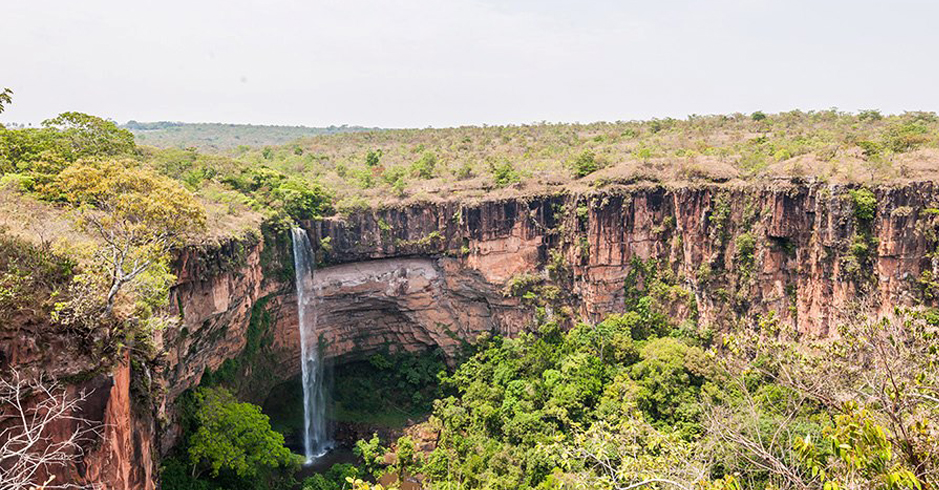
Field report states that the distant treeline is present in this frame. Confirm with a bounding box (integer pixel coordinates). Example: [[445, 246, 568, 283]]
[[122, 121, 383, 151]]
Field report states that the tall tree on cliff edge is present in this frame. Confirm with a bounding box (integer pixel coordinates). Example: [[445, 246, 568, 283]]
[[50, 160, 207, 322]]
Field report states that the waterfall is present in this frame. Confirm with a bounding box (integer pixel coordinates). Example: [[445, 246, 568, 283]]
[[291, 227, 332, 463]]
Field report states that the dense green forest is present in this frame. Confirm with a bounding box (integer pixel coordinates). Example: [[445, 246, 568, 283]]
[[160, 264, 939, 490]]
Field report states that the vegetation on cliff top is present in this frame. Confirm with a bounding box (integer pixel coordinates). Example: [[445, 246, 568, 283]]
[[223, 109, 939, 208]]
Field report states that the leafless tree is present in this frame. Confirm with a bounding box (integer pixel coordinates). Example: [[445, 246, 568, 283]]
[[563, 417, 710, 490], [706, 306, 939, 490], [0, 370, 101, 490]]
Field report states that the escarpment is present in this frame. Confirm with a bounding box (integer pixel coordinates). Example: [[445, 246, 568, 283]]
[[12, 181, 939, 489], [167, 182, 939, 392], [156, 182, 939, 429]]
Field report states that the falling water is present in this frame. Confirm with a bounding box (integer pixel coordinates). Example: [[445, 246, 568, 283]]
[[291, 227, 332, 463]]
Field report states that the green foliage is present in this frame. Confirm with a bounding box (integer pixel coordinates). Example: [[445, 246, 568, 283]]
[[858, 109, 883, 121], [302, 464, 361, 490], [569, 151, 600, 178], [883, 120, 930, 153], [365, 149, 382, 168], [426, 268, 712, 489], [850, 188, 877, 222], [751, 111, 767, 121], [0, 112, 136, 176], [222, 166, 332, 221], [411, 152, 437, 179], [187, 387, 293, 478], [735, 232, 756, 270], [0, 232, 76, 321], [794, 403, 923, 490], [353, 434, 388, 478], [627, 337, 711, 436], [42, 112, 136, 160], [490, 160, 520, 187], [393, 436, 421, 476], [709, 192, 732, 242], [334, 349, 446, 425], [0, 88, 11, 114]]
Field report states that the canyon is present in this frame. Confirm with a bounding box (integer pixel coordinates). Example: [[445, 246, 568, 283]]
[[10, 180, 939, 489]]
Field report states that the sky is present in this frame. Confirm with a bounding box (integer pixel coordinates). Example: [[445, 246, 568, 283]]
[[3, 0, 939, 128]]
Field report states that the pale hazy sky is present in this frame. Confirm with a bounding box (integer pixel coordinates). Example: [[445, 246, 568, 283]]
[[3, 0, 938, 128]]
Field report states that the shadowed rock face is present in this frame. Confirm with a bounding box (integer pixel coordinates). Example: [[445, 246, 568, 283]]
[[273, 257, 527, 368]]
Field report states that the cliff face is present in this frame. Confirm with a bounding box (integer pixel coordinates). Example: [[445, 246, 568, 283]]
[[33, 181, 938, 488], [313, 182, 937, 333], [161, 182, 939, 409]]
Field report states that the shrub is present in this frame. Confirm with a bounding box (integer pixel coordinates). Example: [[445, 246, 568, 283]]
[[735, 232, 757, 268], [411, 152, 437, 179], [883, 121, 930, 153], [858, 109, 883, 121], [570, 151, 600, 178], [278, 177, 333, 220], [850, 188, 877, 222], [455, 161, 475, 180], [365, 149, 382, 167], [490, 161, 520, 187]]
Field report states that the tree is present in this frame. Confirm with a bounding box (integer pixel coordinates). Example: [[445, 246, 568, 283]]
[[52, 160, 206, 318], [365, 149, 382, 168], [0, 370, 100, 490], [570, 150, 600, 178], [410, 152, 437, 179], [0, 88, 11, 114], [41, 112, 135, 160], [354, 434, 388, 478], [187, 387, 293, 478], [564, 415, 706, 490], [709, 307, 939, 490]]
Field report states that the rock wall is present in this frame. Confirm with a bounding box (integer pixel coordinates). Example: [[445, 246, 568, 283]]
[[23, 180, 938, 489], [165, 182, 939, 402], [311, 182, 939, 334]]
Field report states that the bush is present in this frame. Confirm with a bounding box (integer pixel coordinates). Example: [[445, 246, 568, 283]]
[[850, 188, 877, 222], [883, 121, 930, 153], [858, 109, 883, 121], [570, 151, 600, 178], [365, 149, 381, 167], [490, 161, 520, 187], [411, 152, 437, 179], [278, 177, 333, 220]]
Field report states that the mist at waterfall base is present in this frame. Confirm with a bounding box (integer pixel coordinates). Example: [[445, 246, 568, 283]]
[[291, 227, 334, 464]]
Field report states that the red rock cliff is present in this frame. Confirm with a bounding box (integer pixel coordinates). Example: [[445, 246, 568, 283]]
[[17, 181, 938, 489]]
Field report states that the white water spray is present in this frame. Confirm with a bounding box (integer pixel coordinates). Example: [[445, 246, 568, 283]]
[[291, 227, 332, 463]]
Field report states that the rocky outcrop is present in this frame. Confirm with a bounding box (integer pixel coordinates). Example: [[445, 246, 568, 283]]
[[80, 357, 156, 490]]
